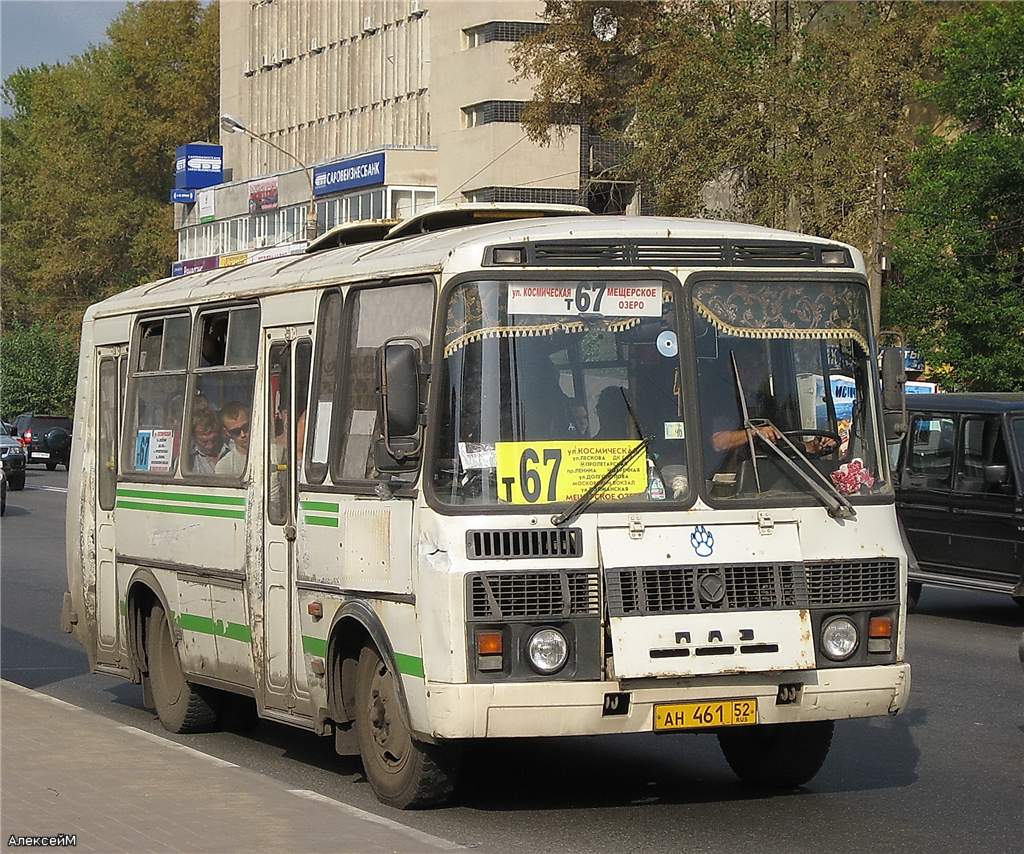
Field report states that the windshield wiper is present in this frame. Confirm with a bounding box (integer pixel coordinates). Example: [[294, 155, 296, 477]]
[[551, 435, 651, 527], [730, 352, 856, 521]]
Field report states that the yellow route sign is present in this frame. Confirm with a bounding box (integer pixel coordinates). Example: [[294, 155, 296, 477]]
[[494, 441, 647, 504]]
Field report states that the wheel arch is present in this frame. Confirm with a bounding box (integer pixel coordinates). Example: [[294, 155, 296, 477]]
[[325, 600, 414, 734], [125, 568, 175, 683]]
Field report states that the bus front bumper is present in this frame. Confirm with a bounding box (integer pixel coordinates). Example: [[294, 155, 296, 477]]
[[423, 663, 910, 739]]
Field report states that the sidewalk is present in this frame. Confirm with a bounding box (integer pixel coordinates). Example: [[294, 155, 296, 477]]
[[0, 681, 461, 853]]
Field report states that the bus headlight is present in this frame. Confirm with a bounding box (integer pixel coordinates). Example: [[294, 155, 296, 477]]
[[526, 628, 568, 675], [821, 616, 859, 661]]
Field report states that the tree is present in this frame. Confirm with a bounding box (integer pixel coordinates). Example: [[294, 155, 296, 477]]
[[1, 0, 219, 334], [0, 322, 80, 417], [512, 1, 951, 323], [1, 1, 218, 416], [885, 3, 1024, 391]]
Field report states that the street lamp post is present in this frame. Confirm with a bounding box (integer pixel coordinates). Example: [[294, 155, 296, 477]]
[[220, 114, 319, 244]]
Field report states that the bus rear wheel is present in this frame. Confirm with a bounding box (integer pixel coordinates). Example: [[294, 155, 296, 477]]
[[718, 720, 834, 788], [146, 602, 219, 734], [354, 645, 459, 809]]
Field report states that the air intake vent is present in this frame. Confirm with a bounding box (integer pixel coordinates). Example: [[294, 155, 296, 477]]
[[606, 563, 806, 616], [468, 570, 600, 620], [634, 241, 725, 266], [804, 559, 899, 606], [467, 527, 583, 560], [732, 241, 817, 264], [533, 242, 629, 264]]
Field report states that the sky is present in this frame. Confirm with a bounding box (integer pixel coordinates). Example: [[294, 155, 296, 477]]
[[1, 0, 127, 111]]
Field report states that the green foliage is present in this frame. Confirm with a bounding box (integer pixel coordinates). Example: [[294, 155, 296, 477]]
[[0, 322, 80, 417], [1, 0, 219, 333], [885, 3, 1024, 391], [513, 1, 947, 254]]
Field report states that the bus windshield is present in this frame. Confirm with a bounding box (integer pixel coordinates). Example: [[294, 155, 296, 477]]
[[431, 279, 689, 507], [692, 279, 890, 503]]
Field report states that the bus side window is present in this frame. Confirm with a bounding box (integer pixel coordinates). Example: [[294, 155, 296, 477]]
[[306, 290, 342, 485], [331, 281, 433, 484], [183, 305, 260, 480], [122, 314, 190, 476], [97, 358, 118, 509]]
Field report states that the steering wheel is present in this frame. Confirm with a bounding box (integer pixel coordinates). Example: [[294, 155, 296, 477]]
[[782, 429, 841, 460]]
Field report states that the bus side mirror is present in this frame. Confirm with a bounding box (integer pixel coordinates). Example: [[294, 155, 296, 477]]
[[374, 339, 423, 473], [880, 347, 907, 440]]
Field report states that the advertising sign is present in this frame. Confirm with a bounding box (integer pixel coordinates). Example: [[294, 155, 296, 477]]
[[171, 255, 219, 277], [197, 188, 216, 223], [248, 177, 279, 213], [170, 188, 196, 204], [219, 252, 249, 268], [248, 242, 306, 263], [904, 349, 925, 372], [174, 143, 223, 190], [313, 151, 385, 197], [508, 282, 663, 318]]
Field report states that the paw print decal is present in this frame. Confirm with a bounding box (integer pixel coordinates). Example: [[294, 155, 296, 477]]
[[690, 525, 714, 557]]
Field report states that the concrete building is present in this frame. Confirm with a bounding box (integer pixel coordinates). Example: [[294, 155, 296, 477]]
[[173, 0, 589, 272]]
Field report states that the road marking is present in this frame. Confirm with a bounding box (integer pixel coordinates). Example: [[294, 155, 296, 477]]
[[288, 789, 466, 850], [119, 725, 239, 768], [2, 680, 84, 710], [25, 485, 68, 493]]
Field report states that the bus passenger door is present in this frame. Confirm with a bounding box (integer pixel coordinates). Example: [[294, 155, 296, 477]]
[[262, 330, 311, 713], [95, 345, 126, 664]]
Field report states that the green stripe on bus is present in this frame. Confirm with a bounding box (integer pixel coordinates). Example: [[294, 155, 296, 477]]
[[304, 514, 339, 528], [175, 612, 252, 643], [395, 653, 425, 679], [116, 488, 246, 506], [300, 500, 340, 513], [115, 500, 246, 520], [302, 636, 327, 657]]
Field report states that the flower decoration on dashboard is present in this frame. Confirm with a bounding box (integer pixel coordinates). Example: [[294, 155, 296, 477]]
[[830, 458, 875, 495]]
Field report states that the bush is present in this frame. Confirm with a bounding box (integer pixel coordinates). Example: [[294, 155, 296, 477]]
[[1, 322, 80, 418]]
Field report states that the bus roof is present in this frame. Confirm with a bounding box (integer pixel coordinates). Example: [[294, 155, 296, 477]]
[[86, 216, 864, 320]]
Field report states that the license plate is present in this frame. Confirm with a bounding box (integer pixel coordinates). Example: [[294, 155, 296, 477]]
[[33, 451, 49, 459], [653, 698, 758, 731]]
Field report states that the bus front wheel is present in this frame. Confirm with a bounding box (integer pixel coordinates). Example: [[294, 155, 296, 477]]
[[146, 602, 219, 734], [354, 645, 459, 808], [718, 720, 834, 788]]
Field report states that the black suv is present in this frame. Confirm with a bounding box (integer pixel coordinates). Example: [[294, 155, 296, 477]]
[[894, 394, 1023, 608], [0, 435, 26, 490], [11, 413, 73, 470]]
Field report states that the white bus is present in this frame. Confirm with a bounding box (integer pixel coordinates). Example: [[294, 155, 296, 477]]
[[64, 211, 910, 808]]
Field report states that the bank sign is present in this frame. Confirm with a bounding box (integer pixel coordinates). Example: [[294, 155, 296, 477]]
[[175, 143, 223, 190], [313, 151, 385, 197]]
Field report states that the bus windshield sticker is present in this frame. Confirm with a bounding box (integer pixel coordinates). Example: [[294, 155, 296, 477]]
[[134, 430, 152, 471], [664, 421, 685, 440], [148, 429, 174, 473], [494, 440, 646, 504], [311, 401, 332, 464], [458, 442, 496, 470], [507, 284, 662, 318]]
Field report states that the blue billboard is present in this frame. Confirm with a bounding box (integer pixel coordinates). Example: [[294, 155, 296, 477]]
[[175, 143, 223, 190], [313, 151, 385, 197]]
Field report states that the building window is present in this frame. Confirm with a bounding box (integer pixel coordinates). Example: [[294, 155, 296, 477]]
[[389, 187, 436, 220], [464, 21, 546, 48], [462, 100, 526, 128]]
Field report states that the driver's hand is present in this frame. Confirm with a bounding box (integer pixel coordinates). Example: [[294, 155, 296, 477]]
[[760, 425, 784, 443], [805, 436, 837, 453]]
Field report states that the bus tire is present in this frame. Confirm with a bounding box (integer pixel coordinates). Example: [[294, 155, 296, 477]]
[[717, 720, 834, 788], [354, 644, 458, 809], [907, 582, 922, 612], [147, 602, 219, 734]]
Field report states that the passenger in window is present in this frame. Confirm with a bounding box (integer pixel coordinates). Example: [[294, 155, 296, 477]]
[[595, 386, 633, 440], [189, 409, 227, 475], [569, 402, 590, 438], [215, 401, 251, 476]]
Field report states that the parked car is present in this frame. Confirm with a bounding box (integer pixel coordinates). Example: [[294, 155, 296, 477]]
[[12, 413, 73, 470], [894, 393, 1023, 609], [0, 434, 27, 490]]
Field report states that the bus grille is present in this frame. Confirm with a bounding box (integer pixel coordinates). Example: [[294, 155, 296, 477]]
[[804, 559, 899, 606], [605, 564, 805, 616], [466, 527, 583, 560], [467, 570, 600, 620]]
